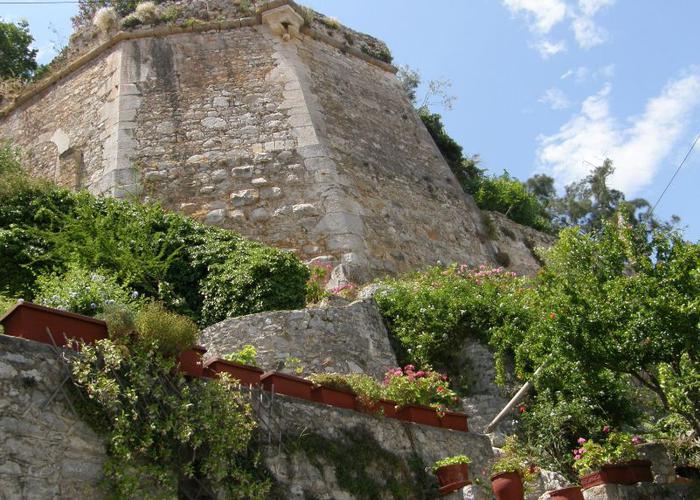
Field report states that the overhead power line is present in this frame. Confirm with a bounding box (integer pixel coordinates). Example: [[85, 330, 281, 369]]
[[650, 132, 700, 216]]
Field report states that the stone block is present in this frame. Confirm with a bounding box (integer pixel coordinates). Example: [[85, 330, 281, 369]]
[[230, 189, 259, 206]]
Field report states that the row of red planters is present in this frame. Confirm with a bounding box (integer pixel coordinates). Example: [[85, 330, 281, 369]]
[[442, 459, 653, 499], [0, 302, 468, 432]]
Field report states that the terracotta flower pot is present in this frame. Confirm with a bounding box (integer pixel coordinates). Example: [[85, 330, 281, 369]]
[[435, 463, 471, 495], [260, 371, 314, 400], [203, 358, 263, 386], [491, 471, 524, 500], [356, 398, 399, 418], [311, 385, 356, 409], [178, 346, 207, 378], [0, 302, 107, 348], [580, 460, 653, 490], [396, 404, 442, 428], [440, 410, 469, 432], [549, 486, 584, 500]]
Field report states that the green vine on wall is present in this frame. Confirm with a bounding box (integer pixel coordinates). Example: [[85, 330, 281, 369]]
[[70, 338, 270, 498]]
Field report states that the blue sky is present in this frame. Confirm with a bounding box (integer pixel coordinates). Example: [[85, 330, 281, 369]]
[[4, 0, 700, 241]]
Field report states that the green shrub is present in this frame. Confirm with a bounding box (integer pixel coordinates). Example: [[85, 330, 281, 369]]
[[223, 344, 259, 367], [120, 13, 141, 28], [134, 301, 199, 356], [99, 303, 137, 342], [306, 263, 331, 304], [431, 455, 471, 472], [474, 172, 551, 232], [200, 245, 309, 324], [572, 432, 640, 476], [491, 435, 538, 483], [34, 265, 137, 316], [71, 338, 269, 498], [0, 158, 309, 326]]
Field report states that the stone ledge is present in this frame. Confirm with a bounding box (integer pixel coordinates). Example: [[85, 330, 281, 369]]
[[0, 0, 396, 119]]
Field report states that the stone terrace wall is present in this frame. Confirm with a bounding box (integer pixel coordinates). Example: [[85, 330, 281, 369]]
[[201, 299, 397, 378], [0, 335, 105, 498], [261, 393, 494, 499]]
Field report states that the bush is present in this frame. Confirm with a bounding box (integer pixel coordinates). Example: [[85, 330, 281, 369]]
[[93, 7, 118, 32], [71, 339, 269, 497], [134, 302, 199, 356], [474, 172, 551, 232], [134, 1, 156, 23], [34, 265, 137, 316], [572, 432, 640, 476], [120, 13, 141, 28], [99, 303, 137, 342], [200, 245, 309, 324], [223, 344, 259, 367], [382, 365, 458, 412], [431, 455, 471, 472], [0, 161, 309, 326]]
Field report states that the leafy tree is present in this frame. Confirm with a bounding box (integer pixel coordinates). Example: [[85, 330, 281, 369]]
[[514, 219, 700, 434], [0, 20, 37, 80]]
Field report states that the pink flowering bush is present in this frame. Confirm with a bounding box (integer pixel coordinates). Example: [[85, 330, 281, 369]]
[[572, 431, 640, 475], [382, 364, 459, 412]]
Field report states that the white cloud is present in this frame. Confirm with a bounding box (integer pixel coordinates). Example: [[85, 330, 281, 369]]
[[533, 39, 567, 58], [502, 0, 615, 55], [537, 70, 700, 194], [502, 0, 568, 34], [571, 15, 608, 49], [578, 0, 615, 17], [561, 64, 615, 83], [539, 88, 572, 110]]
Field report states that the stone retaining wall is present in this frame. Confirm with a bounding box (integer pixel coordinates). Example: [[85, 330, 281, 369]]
[[201, 298, 397, 378]]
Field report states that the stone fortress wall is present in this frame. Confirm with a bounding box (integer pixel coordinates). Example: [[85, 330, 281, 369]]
[[0, 0, 547, 282]]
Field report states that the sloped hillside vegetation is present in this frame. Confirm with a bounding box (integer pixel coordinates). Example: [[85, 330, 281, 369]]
[[0, 145, 309, 325]]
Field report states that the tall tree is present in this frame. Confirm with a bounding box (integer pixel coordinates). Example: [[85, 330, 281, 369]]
[[0, 20, 38, 80]]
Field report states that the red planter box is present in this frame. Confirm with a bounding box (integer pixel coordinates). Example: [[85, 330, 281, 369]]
[[440, 411, 469, 432], [396, 404, 441, 428], [549, 486, 584, 500], [178, 346, 207, 378], [0, 302, 107, 348], [356, 398, 399, 418], [260, 371, 314, 400], [491, 471, 524, 500], [311, 385, 356, 409], [580, 460, 653, 490], [203, 358, 263, 386], [436, 463, 471, 496]]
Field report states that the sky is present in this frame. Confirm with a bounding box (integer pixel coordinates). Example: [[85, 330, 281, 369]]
[[3, 0, 700, 241]]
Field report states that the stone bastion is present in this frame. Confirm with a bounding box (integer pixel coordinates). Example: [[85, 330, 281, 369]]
[[0, 0, 548, 283]]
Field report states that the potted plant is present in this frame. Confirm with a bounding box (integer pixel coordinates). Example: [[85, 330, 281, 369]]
[[260, 371, 315, 400], [383, 365, 460, 429], [308, 373, 357, 410], [548, 486, 584, 500], [204, 345, 263, 385], [0, 301, 108, 347], [440, 410, 469, 432], [490, 436, 537, 500], [204, 358, 263, 386], [573, 432, 652, 489], [431, 455, 472, 495], [178, 346, 208, 378]]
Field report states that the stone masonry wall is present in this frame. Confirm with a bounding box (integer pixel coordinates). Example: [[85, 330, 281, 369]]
[[0, 6, 547, 282], [0, 335, 105, 499], [201, 298, 397, 378], [0, 50, 122, 195]]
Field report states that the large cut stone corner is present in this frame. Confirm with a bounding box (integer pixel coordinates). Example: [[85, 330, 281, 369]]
[[262, 4, 304, 39]]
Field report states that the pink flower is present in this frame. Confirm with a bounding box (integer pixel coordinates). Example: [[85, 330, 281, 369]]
[[631, 436, 645, 445], [602, 425, 611, 434], [404, 364, 415, 372], [415, 370, 426, 378], [577, 437, 587, 445]]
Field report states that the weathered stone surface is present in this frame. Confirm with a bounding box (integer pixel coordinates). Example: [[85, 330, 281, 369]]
[[0, 14, 549, 283], [582, 482, 700, 499], [259, 392, 495, 499], [0, 335, 105, 498], [637, 443, 676, 484], [201, 299, 397, 378]]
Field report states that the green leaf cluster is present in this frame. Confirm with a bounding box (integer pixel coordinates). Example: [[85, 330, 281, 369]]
[[71, 338, 270, 498], [0, 152, 309, 326], [431, 454, 471, 472]]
